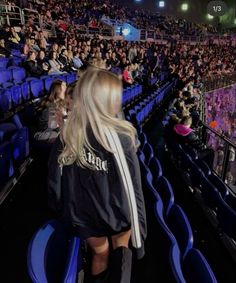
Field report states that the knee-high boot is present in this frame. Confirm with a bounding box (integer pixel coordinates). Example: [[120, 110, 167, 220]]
[[89, 270, 109, 283], [109, 247, 132, 283]]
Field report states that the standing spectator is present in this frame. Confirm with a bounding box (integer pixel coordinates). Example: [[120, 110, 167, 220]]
[[48, 68, 146, 283]]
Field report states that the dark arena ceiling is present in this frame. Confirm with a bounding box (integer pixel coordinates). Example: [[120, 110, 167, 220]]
[[116, 0, 236, 28]]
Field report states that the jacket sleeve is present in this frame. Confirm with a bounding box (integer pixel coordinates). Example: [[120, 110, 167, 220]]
[[120, 135, 147, 259], [48, 138, 63, 216]]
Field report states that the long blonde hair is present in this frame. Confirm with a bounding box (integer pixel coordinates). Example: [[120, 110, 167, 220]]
[[59, 67, 137, 168]]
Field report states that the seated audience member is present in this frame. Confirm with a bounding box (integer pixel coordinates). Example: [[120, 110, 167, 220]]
[[174, 116, 214, 168], [64, 81, 77, 113], [58, 48, 73, 72], [0, 37, 11, 57], [123, 64, 134, 85], [48, 51, 65, 74], [72, 51, 83, 69], [8, 27, 21, 46], [24, 51, 48, 77], [35, 80, 67, 142], [37, 50, 49, 73]]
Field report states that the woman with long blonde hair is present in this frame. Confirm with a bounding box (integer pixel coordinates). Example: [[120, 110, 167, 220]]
[[48, 68, 146, 283]]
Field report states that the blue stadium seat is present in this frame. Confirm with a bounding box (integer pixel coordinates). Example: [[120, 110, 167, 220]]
[[12, 67, 26, 83], [0, 123, 18, 143], [11, 127, 29, 166], [44, 76, 54, 92], [200, 177, 222, 210], [21, 82, 30, 101], [139, 132, 147, 150], [143, 142, 154, 165], [208, 174, 229, 199], [225, 193, 236, 211], [0, 69, 12, 85], [156, 176, 175, 218], [154, 200, 186, 283], [30, 80, 44, 98], [27, 219, 81, 283], [149, 157, 163, 184], [0, 88, 12, 112], [66, 73, 77, 85], [183, 249, 217, 283], [11, 85, 22, 107], [217, 194, 236, 240], [138, 149, 147, 169], [0, 58, 9, 69], [167, 204, 193, 259], [0, 142, 14, 187], [195, 159, 211, 176], [11, 56, 23, 66]]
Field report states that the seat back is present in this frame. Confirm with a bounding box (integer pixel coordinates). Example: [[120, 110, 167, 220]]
[[217, 195, 236, 240], [27, 220, 80, 283], [143, 142, 154, 165], [139, 132, 147, 150], [167, 204, 193, 259], [208, 174, 229, 199], [0, 142, 14, 187], [154, 201, 186, 283], [149, 157, 163, 183], [156, 176, 174, 217], [183, 248, 217, 283]]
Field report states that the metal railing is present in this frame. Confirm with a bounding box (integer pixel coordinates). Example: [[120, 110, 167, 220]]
[[201, 123, 236, 193], [0, 4, 23, 26], [202, 72, 236, 92], [201, 75, 236, 193]]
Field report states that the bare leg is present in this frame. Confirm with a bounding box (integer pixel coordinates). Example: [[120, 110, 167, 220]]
[[86, 236, 109, 275]]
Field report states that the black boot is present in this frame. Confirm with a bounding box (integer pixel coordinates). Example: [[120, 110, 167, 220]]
[[109, 247, 132, 283]]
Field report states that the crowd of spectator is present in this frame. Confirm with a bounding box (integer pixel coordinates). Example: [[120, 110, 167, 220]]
[[1, 0, 236, 178], [205, 86, 236, 186], [3, 0, 221, 38]]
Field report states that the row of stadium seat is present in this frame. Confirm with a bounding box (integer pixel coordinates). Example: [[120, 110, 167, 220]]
[[0, 116, 29, 188], [0, 55, 24, 69], [138, 131, 217, 283], [127, 80, 175, 126], [167, 140, 236, 244], [0, 72, 77, 112]]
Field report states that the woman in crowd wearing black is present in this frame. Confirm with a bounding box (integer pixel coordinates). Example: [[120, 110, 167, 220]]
[[24, 50, 48, 77], [48, 68, 147, 283]]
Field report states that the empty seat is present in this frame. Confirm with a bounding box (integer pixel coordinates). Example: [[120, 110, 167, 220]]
[[12, 67, 26, 83], [154, 199, 186, 283], [0, 122, 18, 143], [149, 157, 163, 184], [138, 132, 147, 151], [0, 88, 12, 112], [195, 159, 211, 176], [167, 204, 193, 259], [208, 174, 229, 199], [156, 176, 175, 218], [217, 194, 236, 240], [11, 85, 22, 107], [21, 82, 30, 101], [27, 219, 81, 283], [143, 142, 154, 165], [11, 127, 29, 166], [30, 80, 44, 98], [44, 76, 54, 92], [183, 248, 217, 283], [0, 142, 14, 187], [225, 193, 236, 211], [0, 58, 9, 69], [0, 69, 12, 85]]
